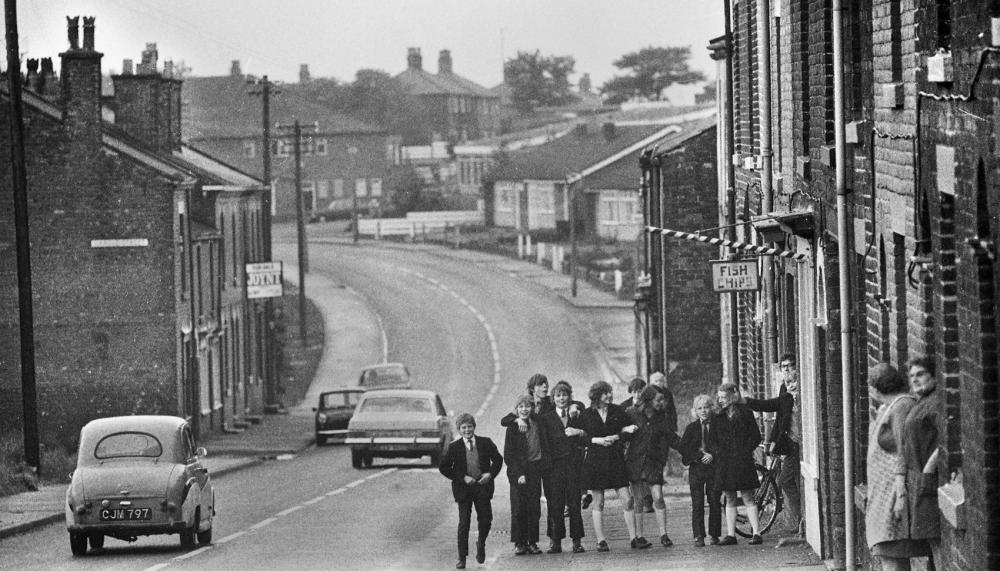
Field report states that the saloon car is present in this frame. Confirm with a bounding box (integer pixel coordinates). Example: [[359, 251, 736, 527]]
[[358, 363, 413, 389], [65, 416, 215, 555], [345, 389, 452, 468], [313, 388, 365, 445]]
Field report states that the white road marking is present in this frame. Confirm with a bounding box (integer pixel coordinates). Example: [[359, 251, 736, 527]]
[[173, 546, 212, 560], [215, 530, 247, 544], [345, 479, 366, 488], [142, 564, 171, 571], [249, 517, 277, 530], [303, 495, 326, 505], [327, 487, 347, 496], [276, 505, 303, 517]]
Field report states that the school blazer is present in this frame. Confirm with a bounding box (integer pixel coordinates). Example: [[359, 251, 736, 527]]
[[439, 435, 504, 502]]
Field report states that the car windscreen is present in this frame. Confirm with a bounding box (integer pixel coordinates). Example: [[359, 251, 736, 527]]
[[94, 432, 163, 459], [358, 396, 432, 414], [322, 392, 362, 408]]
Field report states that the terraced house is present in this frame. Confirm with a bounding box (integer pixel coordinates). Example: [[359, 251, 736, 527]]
[[0, 18, 273, 442]]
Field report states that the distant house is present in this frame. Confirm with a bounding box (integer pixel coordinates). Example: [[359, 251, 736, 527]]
[[490, 113, 716, 242], [0, 19, 271, 439], [395, 48, 501, 144], [182, 60, 401, 221]]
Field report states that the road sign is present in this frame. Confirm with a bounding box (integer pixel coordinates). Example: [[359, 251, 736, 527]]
[[711, 259, 760, 292], [246, 262, 283, 299]]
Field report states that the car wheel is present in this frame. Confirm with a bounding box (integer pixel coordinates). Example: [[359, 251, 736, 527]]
[[197, 525, 213, 545], [351, 449, 363, 469], [70, 532, 88, 556], [89, 533, 104, 550], [316, 435, 327, 446], [362, 453, 374, 468], [180, 517, 196, 549]]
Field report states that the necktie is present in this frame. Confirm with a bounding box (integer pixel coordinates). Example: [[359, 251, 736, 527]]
[[467, 438, 474, 450], [560, 408, 568, 427], [701, 422, 708, 449]]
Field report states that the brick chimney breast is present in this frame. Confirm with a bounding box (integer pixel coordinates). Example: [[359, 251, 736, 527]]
[[66, 16, 80, 50], [438, 49, 452, 74], [59, 15, 103, 145], [407, 47, 422, 70], [230, 60, 242, 77]]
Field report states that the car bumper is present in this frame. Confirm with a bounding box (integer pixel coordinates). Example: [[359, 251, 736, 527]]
[[317, 428, 351, 437], [346, 436, 442, 454], [345, 437, 441, 445]]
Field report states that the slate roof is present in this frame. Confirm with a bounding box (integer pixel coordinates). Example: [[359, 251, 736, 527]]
[[394, 67, 497, 99], [182, 75, 383, 140]]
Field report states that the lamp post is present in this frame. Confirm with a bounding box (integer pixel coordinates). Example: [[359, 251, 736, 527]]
[[348, 146, 360, 243]]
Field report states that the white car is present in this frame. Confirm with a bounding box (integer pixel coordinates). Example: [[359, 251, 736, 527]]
[[345, 389, 452, 468]]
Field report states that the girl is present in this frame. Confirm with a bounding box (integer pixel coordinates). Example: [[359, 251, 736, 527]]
[[679, 394, 722, 546], [624, 386, 674, 548], [578, 380, 639, 552], [714, 382, 762, 545], [504, 395, 548, 555]]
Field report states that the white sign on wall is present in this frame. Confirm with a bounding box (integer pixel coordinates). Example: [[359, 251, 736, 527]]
[[711, 259, 760, 292], [246, 262, 283, 299]]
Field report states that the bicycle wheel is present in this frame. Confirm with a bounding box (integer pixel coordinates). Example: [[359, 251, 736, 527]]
[[735, 464, 781, 538]]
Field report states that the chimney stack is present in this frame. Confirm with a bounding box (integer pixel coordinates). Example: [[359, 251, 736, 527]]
[[60, 15, 103, 144], [230, 60, 242, 77], [438, 49, 452, 74], [299, 64, 310, 84], [137, 43, 158, 74], [164, 60, 174, 79], [407, 47, 422, 71], [39, 58, 56, 97], [113, 42, 182, 152], [122, 59, 134, 75]]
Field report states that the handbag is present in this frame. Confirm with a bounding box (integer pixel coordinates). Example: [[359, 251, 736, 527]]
[[876, 395, 909, 453]]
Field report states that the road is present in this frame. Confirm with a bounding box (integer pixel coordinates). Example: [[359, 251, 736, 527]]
[[1, 239, 617, 570]]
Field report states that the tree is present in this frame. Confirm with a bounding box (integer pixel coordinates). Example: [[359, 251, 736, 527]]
[[600, 46, 706, 105], [384, 165, 443, 215], [504, 51, 578, 113]]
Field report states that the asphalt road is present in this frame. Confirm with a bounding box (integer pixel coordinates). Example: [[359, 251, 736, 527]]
[[1, 239, 613, 570]]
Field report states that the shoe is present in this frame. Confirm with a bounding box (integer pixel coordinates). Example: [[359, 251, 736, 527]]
[[582, 493, 593, 509], [547, 541, 562, 554], [527, 542, 543, 555], [596, 539, 610, 552], [476, 540, 486, 564], [563, 506, 570, 517], [694, 537, 705, 547], [710, 536, 720, 545], [749, 534, 763, 545], [660, 533, 673, 547], [572, 539, 585, 553], [631, 536, 652, 549], [717, 535, 738, 546], [456, 558, 466, 569], [514, 543, 527, 555]]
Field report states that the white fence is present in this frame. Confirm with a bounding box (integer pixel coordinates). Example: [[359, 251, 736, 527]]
[[357, 210, 484, 238]]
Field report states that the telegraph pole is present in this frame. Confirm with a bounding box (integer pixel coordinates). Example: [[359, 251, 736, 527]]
[[276, 121, 313, 341], [6, 0, 40, 475], [348, 145, 359, 243]]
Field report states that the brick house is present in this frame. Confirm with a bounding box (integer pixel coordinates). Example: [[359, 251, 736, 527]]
[[0, 18, 271, 441], [707, 1, 1000, 568], [395, 48, 501, 144], [182, 60, 401, 222]]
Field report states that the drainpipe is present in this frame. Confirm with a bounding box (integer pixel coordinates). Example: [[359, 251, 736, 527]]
[[722, 1, 740, 386], [832, 0, 856, 568], [757, 0, 777, 382]]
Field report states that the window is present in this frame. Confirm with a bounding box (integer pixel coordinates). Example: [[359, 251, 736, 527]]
[[95, 433, 162, 459], [271, 139, 289, 157], [315, 138, 328, 156], [370, 178, 383, 197], [242, 140, 256, 158], [317, 179, 330, 199], [333, 179, 345, 199], [356, 178, 368, 198]]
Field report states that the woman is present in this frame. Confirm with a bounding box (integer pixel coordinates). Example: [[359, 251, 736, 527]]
[[713, 382, 762, 545], [504, 395, 548, 556], [624, 386, 674, 548], [578, 380, 639, 552], [903, 357, 941, 569], [864, 363, 924, 570]]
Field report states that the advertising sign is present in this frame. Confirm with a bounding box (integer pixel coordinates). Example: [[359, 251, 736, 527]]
[[246, 262, 283, 299], [711, 259, 760, 292]]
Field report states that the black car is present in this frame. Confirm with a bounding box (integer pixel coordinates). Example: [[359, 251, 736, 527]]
[[313, 388, 365, 445]]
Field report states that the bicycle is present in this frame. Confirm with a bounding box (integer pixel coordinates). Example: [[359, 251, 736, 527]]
[[734, 451, 783, 537]]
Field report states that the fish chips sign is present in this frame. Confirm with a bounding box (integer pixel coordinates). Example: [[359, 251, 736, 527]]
[[246, 262, 283, 299], [711, 260, 760, 292]]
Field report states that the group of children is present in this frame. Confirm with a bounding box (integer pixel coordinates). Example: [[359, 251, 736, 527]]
[[438, 373, 765, 569]]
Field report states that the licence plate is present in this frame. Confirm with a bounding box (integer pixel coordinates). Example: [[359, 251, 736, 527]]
[[376, 445, 410, 451], [100, 507, 152, 521]]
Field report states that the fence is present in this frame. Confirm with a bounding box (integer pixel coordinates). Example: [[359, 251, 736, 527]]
[[356, 210, 484, 239]]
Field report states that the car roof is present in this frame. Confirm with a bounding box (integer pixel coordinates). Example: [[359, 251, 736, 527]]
[[320, 388, 366, 395], [359, 388, 437, 399], [362, 363, 407, 373], [82, 415, 187, 435]]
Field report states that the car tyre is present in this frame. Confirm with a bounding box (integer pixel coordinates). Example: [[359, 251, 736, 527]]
[[89, 533, 104, 550], [179, 524, 196, 548], [70, 532, 88, 556], [362, 453, 374, 468], [351, 449, 363, 469], [197, 526, 213, 545], [316, 434, 327, 446]]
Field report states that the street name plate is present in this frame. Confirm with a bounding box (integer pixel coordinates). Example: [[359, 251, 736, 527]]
[[246, 262, 283, 299], [711, 259, 760, 292]]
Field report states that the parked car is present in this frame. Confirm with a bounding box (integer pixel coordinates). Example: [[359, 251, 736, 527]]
[[313, 388, 365, 445], [65, 416, 214, 556], [358, 363, 412, 389], [345, 389, 452, 468]]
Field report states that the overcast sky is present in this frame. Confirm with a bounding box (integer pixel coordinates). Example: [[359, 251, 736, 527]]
[[8, 0, 724, 89]]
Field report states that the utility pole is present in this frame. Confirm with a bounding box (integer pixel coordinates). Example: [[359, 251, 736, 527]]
[[567, 176, 579, 297], [348, 145, 360, 243], [6, 0, 40, 475], [276, 121, 314, 341]]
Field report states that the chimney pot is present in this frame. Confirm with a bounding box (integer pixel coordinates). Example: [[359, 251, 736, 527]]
[[40, 58, 54, 74], [438, 49, 452, 74], [66, 16, 80, 50], [122, 59, 134, 75], [164, 60, 174, 79], [299, 63, 310, 84], [138, 43, 158, 75], [407, 47, 422, 71], [230, 59, 242, 77], [82, 16, 96, 50], [26, 58, 39, 75]]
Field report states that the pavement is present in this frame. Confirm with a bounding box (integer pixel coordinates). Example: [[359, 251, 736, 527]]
[[0, 234, 827, 570]]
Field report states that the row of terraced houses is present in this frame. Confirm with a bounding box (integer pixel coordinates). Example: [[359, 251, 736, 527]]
[[637, 2, 998, 569]]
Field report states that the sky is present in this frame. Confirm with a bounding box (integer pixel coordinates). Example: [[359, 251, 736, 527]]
[[6, 0, 724, 90]]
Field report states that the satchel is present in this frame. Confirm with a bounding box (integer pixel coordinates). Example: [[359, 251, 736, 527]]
[[877, 419, 897, 453]]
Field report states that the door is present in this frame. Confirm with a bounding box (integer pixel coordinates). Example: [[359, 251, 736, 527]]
[[797, 241, 823, 554]]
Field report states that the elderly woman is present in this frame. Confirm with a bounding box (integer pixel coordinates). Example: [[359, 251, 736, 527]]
[[903, 357, 942, 569], [864, 363, 924, 570], [578, 380, 639, 552]]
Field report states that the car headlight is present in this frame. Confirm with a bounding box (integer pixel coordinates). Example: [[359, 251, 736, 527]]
[[317, 413, 328, 423]]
